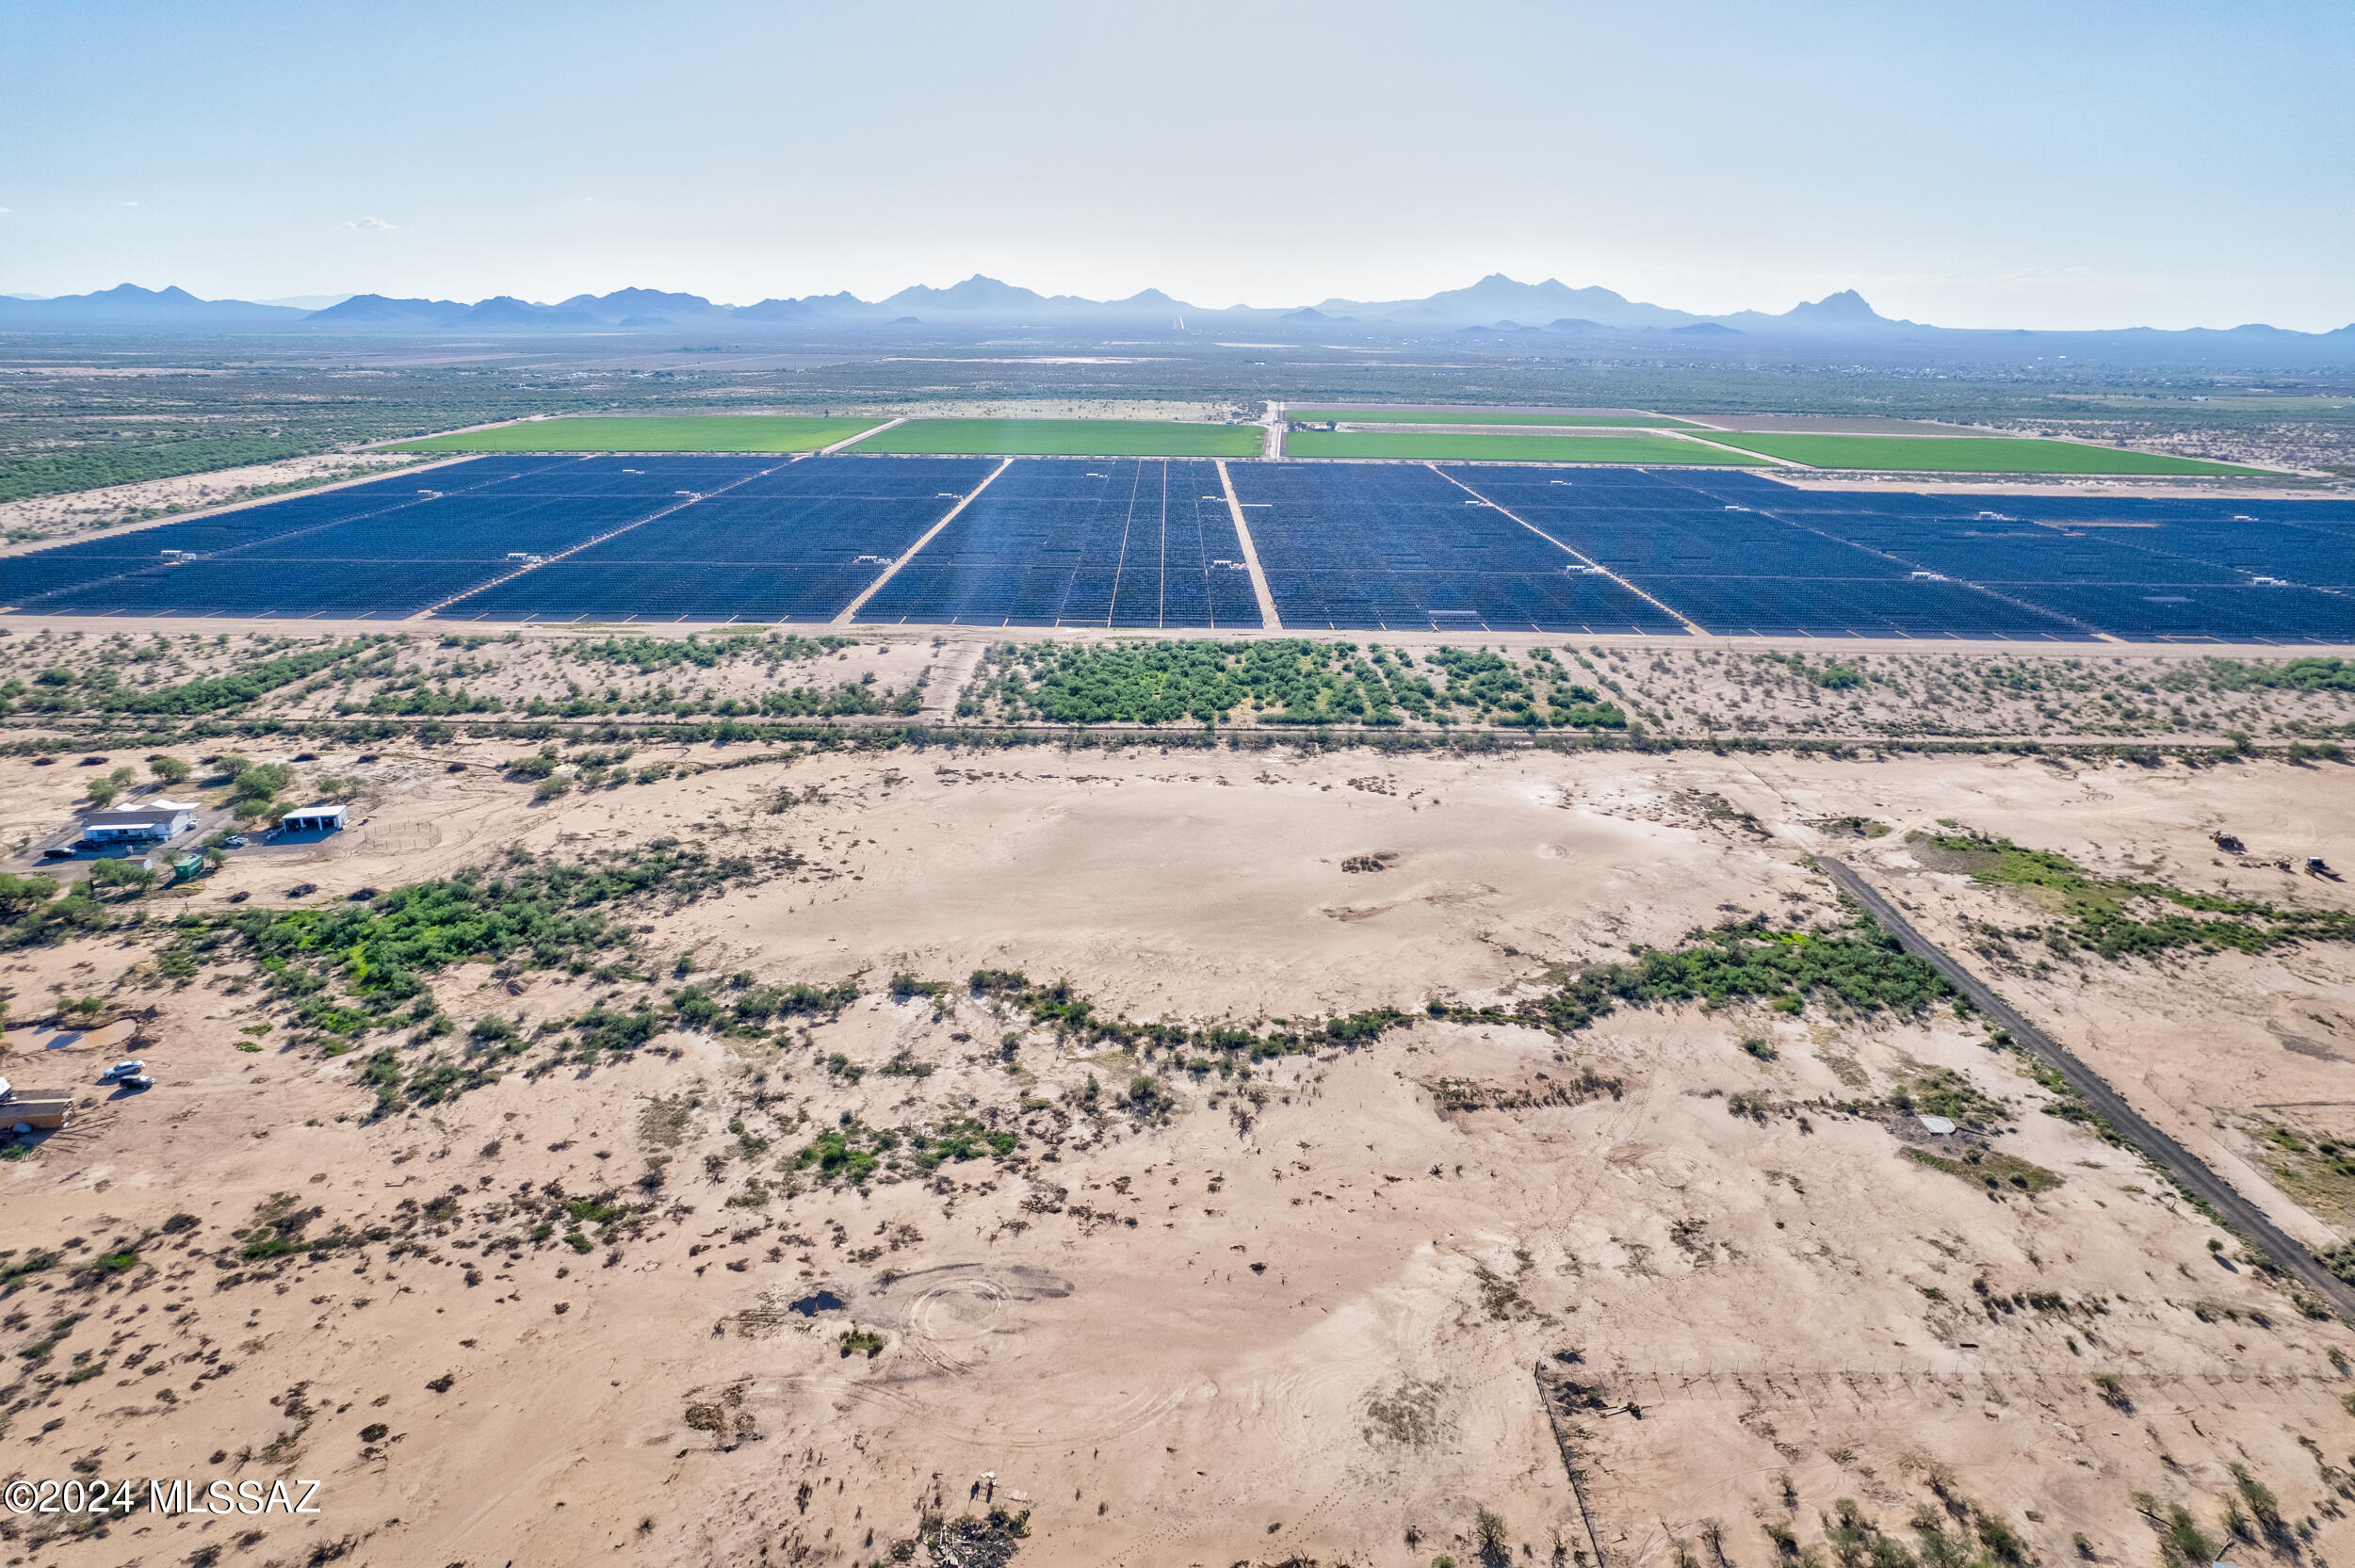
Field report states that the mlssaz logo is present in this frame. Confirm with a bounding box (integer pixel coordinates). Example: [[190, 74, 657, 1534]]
[[2, 1478, 326, 1517]]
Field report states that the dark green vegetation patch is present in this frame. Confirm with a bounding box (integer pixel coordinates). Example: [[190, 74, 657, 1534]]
[[966, 639, 1626, 728], [797, 1114, 1020, 1186], [6, 638, 383, 718], [2200, 655, 2355, 692], [138, 841, 816, 1113], [1921, 830, 2355, 960], [1471, 914, 1956, 1037], [566, 631, 853, 672]]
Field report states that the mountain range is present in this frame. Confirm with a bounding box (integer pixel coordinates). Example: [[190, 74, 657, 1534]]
[[1, 276, 2349, 348]]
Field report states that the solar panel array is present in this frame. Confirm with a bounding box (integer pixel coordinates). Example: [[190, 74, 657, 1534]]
[[0, 456, 781, 620], [1226, 462, 1685, 633], [855, 459, 1259, 627], [454, 457, 998, 622], [7, 454, 2354, 641], [1446, 466, 2082, 639], [1656, 471, 2355, 640]]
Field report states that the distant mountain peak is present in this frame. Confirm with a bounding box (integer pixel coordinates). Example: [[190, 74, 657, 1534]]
[[1787, 288, 1885, 320], [881, 274, 1048, 311], [1315, 274, 1696, 330], [2, 277, 2347, 361], [0, 283, 309, 325]]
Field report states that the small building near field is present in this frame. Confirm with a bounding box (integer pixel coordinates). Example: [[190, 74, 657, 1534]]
[[277, 804, 348, 834], [2, 1090, 74, 1131], [80, 800, 197, 844]]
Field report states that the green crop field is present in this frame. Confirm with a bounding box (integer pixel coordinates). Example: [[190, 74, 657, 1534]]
[[1691, 432, 2270, 476], [1287, 408, 1699, 428], [388, 415, 885, 453], [846, 419, 1266, 457], [1285, 429, 1764, 464]]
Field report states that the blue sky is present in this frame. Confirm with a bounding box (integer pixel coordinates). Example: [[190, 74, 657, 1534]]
[[5, 0, 2350, 330]]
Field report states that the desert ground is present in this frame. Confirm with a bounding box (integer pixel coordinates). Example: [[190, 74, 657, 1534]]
[[8, 621, 2355, 753], [6, 722, 2355, 1568]]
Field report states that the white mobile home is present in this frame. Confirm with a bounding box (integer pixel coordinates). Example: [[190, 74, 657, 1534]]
[[80, 800, 197, 844]]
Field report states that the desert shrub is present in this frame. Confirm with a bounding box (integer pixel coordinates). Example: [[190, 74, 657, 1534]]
[[89, 857, 159, 897], [1501, 914, 1952, 1038], [1926, 829, 2355, 960], [1473, 1508, 1510, 1567]]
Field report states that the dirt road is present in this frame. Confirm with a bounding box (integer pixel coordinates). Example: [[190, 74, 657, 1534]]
[[1819, 853, 2355, 1321]]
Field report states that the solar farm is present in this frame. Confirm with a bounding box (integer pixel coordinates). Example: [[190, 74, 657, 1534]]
[[7, 451, 2351, 641]]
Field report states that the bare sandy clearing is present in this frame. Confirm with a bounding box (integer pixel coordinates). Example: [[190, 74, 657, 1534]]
[[3, 747, 2354, 1566]]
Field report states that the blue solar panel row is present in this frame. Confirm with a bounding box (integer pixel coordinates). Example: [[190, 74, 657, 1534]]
[[8, 454, 2355, 641], [0, 455, 583, 609], [455, 457, 997, 622], [1656, 469, 2355, 640], [1439, 466, 2089, 639], [3, 456, 786, 619], [1227, 462, 1684, 633], [854, 459, 1259, 627]]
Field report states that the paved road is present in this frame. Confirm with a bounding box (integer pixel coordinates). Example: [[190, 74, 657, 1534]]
[[821, 416, 901, 455], [1818, 853, 2355, 1322]]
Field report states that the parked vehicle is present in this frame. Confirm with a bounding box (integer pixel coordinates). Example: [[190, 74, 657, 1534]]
[[40, 847, 76, 861], [119, 1075, 154, 1091], [222, 834, 249, 849], [99, 1059, 146, 1082]]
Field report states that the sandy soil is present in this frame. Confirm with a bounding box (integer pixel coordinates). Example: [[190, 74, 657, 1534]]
[[5, 742, 2355, 1566], [10, 623, 2355, 753]]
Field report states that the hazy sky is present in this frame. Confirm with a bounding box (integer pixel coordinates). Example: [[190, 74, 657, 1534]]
[[7, 0, 2351, 330]]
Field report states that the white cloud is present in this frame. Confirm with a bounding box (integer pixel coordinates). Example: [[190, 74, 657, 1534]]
[[0, 206, 11, 216], [340, 216, 396, 233]]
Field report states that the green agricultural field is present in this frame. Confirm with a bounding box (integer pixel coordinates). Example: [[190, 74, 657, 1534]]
[[388, 416, 885, 454], [1288, 408, 1699, 428], [1691, 432, 2270, 476], [847, 419, 1266, 457], [1285, 429, 1764, 464]]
